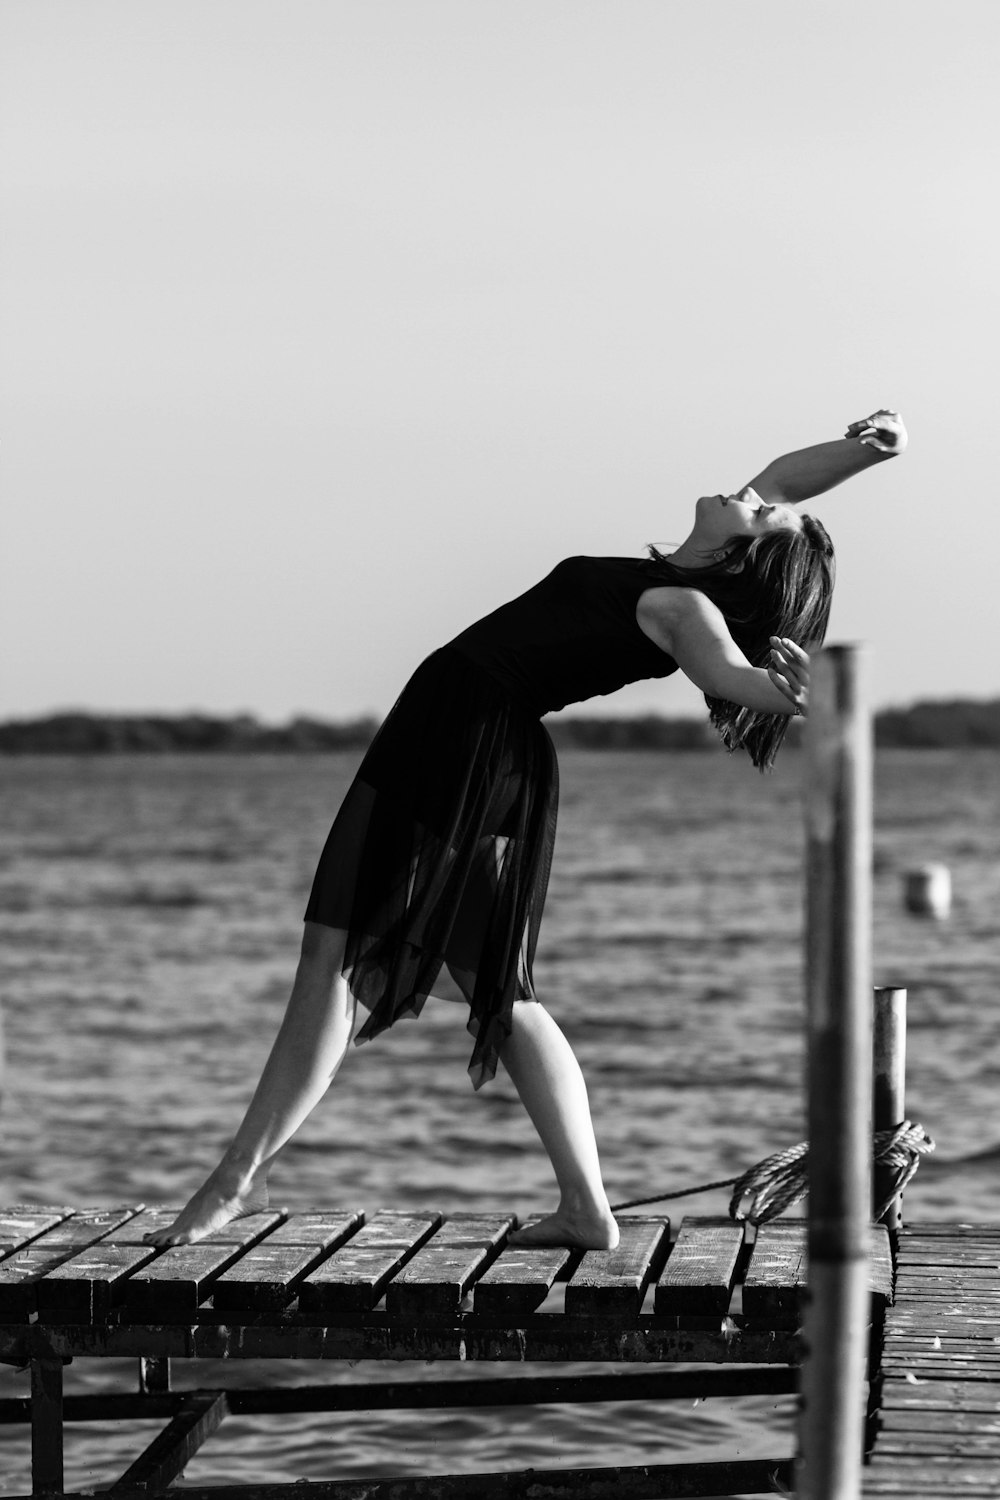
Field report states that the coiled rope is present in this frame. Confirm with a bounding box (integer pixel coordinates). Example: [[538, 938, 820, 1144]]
[[610, 1120, 935, 1225]]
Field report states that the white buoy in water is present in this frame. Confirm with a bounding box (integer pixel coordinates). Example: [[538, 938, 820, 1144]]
[[904, 864, 951, 919]]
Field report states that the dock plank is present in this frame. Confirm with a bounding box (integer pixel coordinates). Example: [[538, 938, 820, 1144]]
[[298, 1211, 442, 1320], [386, 1215, 515, 1319], [473, 1245, 576, 1316], [741, 1221, 805, 1323], [866, 1222, 1000, 1492], [0, 1208, 74, 1259], [121, 1213, 284, 1316], [0, 1208, 146, 1317], [35, 1244, 159, 1321], [880, 1378, 1000, 1415], [655, 1217, 742, 1318], [739, 1220, 891, 1324], [212, 1211, 364, 1313], [565, 1217, 670, 1317]]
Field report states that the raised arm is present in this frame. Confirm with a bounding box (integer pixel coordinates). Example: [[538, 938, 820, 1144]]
[[745, 409, 907, 505], [639, 587, 809, 716]]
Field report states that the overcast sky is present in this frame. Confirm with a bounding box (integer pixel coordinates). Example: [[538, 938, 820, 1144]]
[[3, 1, 998, 723]]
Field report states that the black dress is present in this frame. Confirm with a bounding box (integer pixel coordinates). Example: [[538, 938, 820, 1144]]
[[304, 556, 680, 1087]]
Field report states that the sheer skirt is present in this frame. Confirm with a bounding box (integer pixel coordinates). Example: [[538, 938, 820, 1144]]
[[304, 646, 559, 1087]]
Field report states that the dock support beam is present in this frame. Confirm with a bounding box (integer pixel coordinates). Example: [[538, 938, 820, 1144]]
[[797, 645, 873, 1500], [30, 1358, 64, 1495]]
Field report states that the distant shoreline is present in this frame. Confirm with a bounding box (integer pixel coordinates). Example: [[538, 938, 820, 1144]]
[[2, 700, 999, 753]]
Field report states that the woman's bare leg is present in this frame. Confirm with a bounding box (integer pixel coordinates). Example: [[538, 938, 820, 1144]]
[[500, 1000, 619, 1250], [146, 922, 354, 1246]]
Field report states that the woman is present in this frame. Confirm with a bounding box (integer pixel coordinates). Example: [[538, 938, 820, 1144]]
[[148, 408, 906, 1251]]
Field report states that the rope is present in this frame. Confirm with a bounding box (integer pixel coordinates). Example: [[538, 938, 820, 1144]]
[[609, 1120, 935, 1225]]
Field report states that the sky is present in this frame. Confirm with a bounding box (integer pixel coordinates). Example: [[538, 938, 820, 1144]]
[[3, 0, 999, 723]]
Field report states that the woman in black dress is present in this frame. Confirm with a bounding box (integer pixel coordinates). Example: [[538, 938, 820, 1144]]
[[149, 410, 906, 1251]]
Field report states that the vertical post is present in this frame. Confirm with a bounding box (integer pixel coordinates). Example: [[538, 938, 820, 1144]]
[[31, 1358, 64, 1495], [139, 1355, 172, 1394], [873, 987, 907, 1236], [796, 646, 873, 1500]]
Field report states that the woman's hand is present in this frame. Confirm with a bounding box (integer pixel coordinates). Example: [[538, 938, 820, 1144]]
[[844, 409, 907, 455], [768, 637, 809, 717]]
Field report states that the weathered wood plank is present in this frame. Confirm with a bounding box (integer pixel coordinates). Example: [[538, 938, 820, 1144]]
[[472, 1245, 576, 1316], [0, 1208, 74, 1259], [23, 1207, 143, 1247], [121, 1214, 284, 1316], [865, 1456, 1000, 1498], [564, 1218, 670, 1317], [253, 1213, 366, 1249], [888, 1308, 1000, 1333], [35, 1244, 159, 1321], [213, 1212, 364, 1313], [869, 1224, 894, 1302], [385, 1216, 515, 1320], [0, 1209, 146, 1317], [880, 1407, 1000, 1433], [873, 1431, 1000, 1455], [741, 1222, 805, 1322], [655, 1217, 742, 1318], [298, 1211, 442, 1320], [880, 1379, 1000, 1414], [895, 1224, 1000, 1237]]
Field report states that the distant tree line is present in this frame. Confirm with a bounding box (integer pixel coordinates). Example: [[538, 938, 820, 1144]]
[[1, 699, 998, 754], [0, 712, 379, 754]]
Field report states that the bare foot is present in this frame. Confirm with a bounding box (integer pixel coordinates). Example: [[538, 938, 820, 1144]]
[[143, 1160, 270, 1246], [509, 1208, 620, 1251]]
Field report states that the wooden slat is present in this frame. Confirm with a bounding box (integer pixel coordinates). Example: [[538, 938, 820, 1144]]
[[655, 1217, 743, 1318], [0, 1208, 74, 1259], [121, 1213, 283, 1316], [880, 1378, 1000, 1415], [741, 1221, 806, 1323], [472, 1245, 576, 1316], [22, 1207, 143, 1247], [880, 1407, 1000, 1434], [739, 1220, 892, 1324], [386, 1215, 514, 1320], [298, 1211, 442, 1320], [564, 1217, 670, 1317], [869, 1224, 894, 1302], [0, 1208, 145, 1317], [36, 1244, 159, 1321], [212, 1211, 364, 1312]]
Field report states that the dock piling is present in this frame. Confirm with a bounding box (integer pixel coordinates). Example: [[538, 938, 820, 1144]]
[[872, 987, 907, 1235], [797, 645, 874, 1500]]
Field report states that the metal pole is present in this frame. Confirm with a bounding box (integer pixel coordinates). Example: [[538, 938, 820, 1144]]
[[873, 987, 907, 1236], [796, 646, 873, 1500]]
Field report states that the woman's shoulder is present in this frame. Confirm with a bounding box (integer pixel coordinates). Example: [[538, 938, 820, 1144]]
[[636, 581, 727, 654]]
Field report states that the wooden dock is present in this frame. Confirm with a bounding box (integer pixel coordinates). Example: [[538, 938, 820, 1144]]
[[864, 1222, 1000, 1497], [0, 1202, 895, 1497]]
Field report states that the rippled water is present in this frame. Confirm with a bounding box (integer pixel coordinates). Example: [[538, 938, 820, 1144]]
[[1, 748, 998, 1491]]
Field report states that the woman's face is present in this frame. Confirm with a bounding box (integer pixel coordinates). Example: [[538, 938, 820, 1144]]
[[694, 486, 804, 548]]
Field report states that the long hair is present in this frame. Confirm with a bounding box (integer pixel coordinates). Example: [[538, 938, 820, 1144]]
[[647, 514, 835, 771]]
